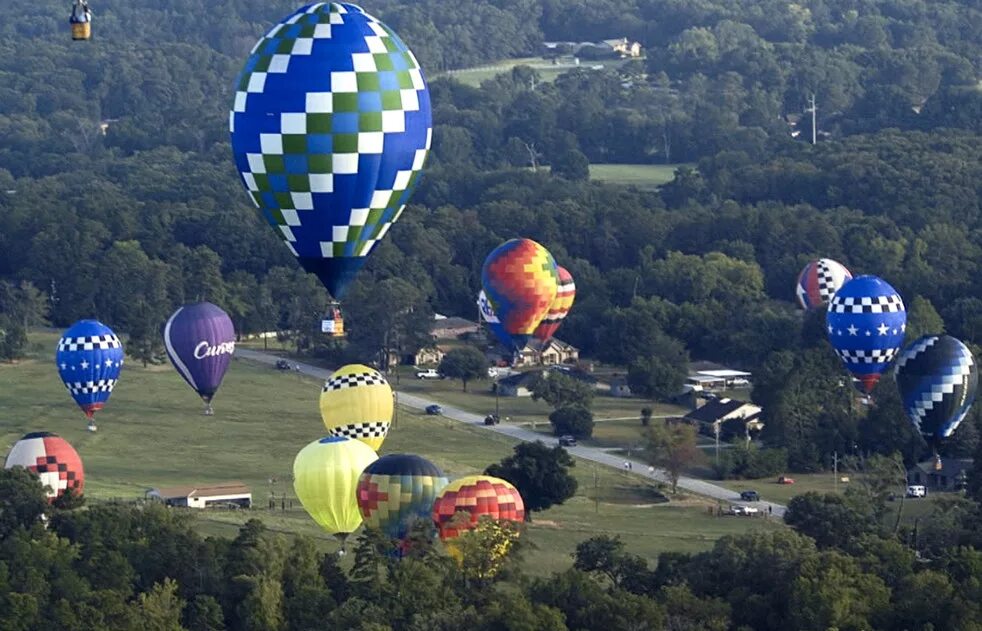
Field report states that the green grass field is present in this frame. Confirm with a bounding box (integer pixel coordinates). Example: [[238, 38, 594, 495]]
[[1, 333, 781, 571], [714, 473, 848, 505], [588, 163, 690, 189], [435, 57, 628, 88]]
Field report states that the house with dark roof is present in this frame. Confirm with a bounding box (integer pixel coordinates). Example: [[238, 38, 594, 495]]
[[684, 398, 763, 438], [907, 458, 973, 492], [431, 316, 480, 340], [495, 371, 542, 397]]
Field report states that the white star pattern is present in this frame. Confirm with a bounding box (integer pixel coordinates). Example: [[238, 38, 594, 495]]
[[80, 360, 89, 369], [866, 330, 872, 336], [828, 325, 834, 334], [60, 363, 66, 370], [837, 329, 842, 335], [877, 323, 889, 336], [901, 323, 906, 332], [848, 325, 858, 336], [105, 359, 114, 367]]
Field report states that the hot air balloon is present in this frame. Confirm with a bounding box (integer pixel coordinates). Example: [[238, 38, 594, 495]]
[[294, 435, 378, 549], [56, 320, 124, 431], [895, 335, 978, 469], [5, 432, 84, 500], [533, 265, 575, 341], [477, 290, 511, 351], [481, 239, 559, 353], [796, 258, 852, 310], [432, 475, 525, 542], [826, 275, 906, 394], [229, 2, 432, 303], [357, 454, 448, 553], [163, 302, 236, 415], [320, 364, 393, 451]]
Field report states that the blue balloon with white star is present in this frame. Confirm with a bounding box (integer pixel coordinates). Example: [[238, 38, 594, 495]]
[[56, 320, 124, 422], [826, 275, 906, 393]]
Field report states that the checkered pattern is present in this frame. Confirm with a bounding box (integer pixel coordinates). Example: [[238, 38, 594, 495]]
[[357, 469, 448, 541], [796, 259, 852, 310], [432, 475, 525, 541], [324, 369, 388, 391], [230, 2, 432, 263], [835, 348, 899, 365], [482, 239, 560, 346], [64, 379, 117, 395], [4, 433, 84, 499], [57, 334, 122, 352], [896, 335, 978, 439], [829, 294, 904, 314], [329, 420, 389, 440], [534, 265, 575, 340]]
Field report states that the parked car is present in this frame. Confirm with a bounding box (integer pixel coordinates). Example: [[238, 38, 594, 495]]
[[730, 505, 759, 516], [739, 490, 760, 502], [730, 378, 751, 387], [558, 435, 577, 447], [907, 485, 927, 498], [275, 359, 291, 370], [483, 414, 500, 426], [416, 368, 441, 379], [425, 404, 443, 415], [777, 476, 795, 485]]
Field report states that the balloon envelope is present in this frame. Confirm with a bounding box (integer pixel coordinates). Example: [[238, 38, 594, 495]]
[[357, 454, 448, 546], [481, 239, 559, 351], [796, 258, 852, 310], [163, 302, 236, 403], [895, 335, 978, 443], [477, 290, 512, 351], [229, 2, 433, 299], [56, 320, 124, 419], [294, 436, 378, 536], [5, 432, 84, 500], [826, 275, 906, 393], [320, 364, 393, 451], [432, 475, 525, 542], [533, 265, 575, 341]]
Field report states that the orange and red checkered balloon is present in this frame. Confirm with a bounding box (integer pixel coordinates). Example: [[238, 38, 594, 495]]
[[533, 265, 575, 341], [431, 475, 525, 541], [481, 239, 559, 351]]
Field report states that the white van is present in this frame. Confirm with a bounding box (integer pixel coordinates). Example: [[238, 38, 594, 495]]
[[906, 485, 927, 498]]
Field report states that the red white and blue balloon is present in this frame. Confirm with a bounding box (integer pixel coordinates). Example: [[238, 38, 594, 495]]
[[796, 258, 852, 310], [827, 275, 906, 393], [56, 320, 124, 421]]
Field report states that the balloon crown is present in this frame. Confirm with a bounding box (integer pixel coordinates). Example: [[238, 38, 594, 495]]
[[318, 436, 349, 444]]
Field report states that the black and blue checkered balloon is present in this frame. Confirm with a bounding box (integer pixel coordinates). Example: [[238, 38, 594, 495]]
[[895, 335, 978, 443], [229, 3, 432, 299], [827, 275, 906, 393]]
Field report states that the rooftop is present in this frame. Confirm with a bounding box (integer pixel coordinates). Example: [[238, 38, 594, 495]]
[[150, 482, 251, 498]]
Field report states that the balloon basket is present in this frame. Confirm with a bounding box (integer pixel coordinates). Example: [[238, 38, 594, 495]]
[[86, 422, 98, 433], [934, 454, 943, 471], [203, 403, 214, 416]]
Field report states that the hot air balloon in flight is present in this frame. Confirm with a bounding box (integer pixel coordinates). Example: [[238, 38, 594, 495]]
[[432, 475, 525, 541], [294, 435, 378, 549], [477, 290, 511, 351], [481, 239, 559, 353], [796, 258, 852, 310], [229, 2, 432, 304], [533, 265, 575, 341], [356, 454, 448, 553], [163, 302, 236, 415], [320, 364, 393, 451], [5, 432, 84, 500], [56, 320, 124, 431], [826, 275, 906, 393], [895, 335, 978, 470]]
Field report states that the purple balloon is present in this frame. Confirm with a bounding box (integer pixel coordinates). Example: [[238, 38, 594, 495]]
[[163, 302, 235, 408]]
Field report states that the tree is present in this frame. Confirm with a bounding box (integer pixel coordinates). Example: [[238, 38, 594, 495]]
[[0, 314, 28, 361], [485, 441, 578, 521], [640, 407, 653, 427], [439, 347, 487, 392], [783, 492, 877, 549], [133, 578, 185, 631], [548, 405, 594, 438], [185, 595, 226, 631], [529, 372, 593, 409], [573, 535, 653, 594], [0, 467, 48, 537], [904, 295, 945, 342], [644, 423, 702, 494], [550, 149, 589, 181], [627, 354, 687, 400]]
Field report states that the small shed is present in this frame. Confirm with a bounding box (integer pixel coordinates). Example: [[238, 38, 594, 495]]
[[147, 482, 252, 509]]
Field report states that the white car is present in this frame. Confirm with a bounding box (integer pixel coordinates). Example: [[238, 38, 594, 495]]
[[730, 378, 751, 387], [906, 485, 927, 498], [416, 368, 441, 379], [730, 505, 759, 516]]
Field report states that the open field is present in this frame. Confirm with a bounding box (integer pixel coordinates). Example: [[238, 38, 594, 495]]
[[589, 163, 690, 189], [714, 473, 848, 505], [435, 56, 628, 88], [1, 333, 780, 573]]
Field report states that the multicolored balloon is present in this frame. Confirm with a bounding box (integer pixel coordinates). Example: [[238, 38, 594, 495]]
[[357, 454, 448, 551], [796, 258, 852, 310], [477, 290, 512, 351], [229, 2, 433, 300], [533, 265, 575, 341], [293, 435, 378, 545], [827, 275, 906, 393], [163, 302, 236, 415], [320, 364, 393, 451], [432, 475, 525, 542], [895, 335, 978, 451], [481, 239, 559, 352], [56, 320, 124, 429], [5, 432, 84, 500]]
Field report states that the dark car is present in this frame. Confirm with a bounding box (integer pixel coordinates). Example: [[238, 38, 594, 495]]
[[425, 404, 443, 415], [740, 490, 760, 502], [484, 414, 500, 426], [275, 359, 291, 370], [558, 435, 577, 447]]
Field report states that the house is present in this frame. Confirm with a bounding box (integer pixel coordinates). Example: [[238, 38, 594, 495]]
[[431, 316, 479, 340], [512, 338, 580, 367], [685, 398, 763, 438], [408, 346, 445, 367], [600, 38, 643, 58], [147, 482, 252, 509], [907, 458, 973, 492], [496, 371, 541, 397], [608, 376, 633, 398]]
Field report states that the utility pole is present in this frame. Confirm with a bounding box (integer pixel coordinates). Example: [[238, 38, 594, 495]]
[[833, 451, 838, 493], [714, 421, 721, 466], [805, 93, 817, 144]]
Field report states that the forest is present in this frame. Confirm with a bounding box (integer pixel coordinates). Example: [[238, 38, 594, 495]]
[[2, 0, 978, 472]]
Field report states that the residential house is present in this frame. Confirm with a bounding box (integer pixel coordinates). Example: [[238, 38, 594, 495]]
[[907, 458, 973, 492], [496, 371, 542, 397], [147, 482, 252, 509], [600, 38, 643, 57], [513, 338, 580, 367], [608, 376, 633, 398], [684, 398, 763, 439], [431, 316, 479, 340], [408, 346, 445, 367]]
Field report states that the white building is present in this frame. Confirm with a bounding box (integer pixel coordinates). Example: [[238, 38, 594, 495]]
[[147, 482, 252, 509]]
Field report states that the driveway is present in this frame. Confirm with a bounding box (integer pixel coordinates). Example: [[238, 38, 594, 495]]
[[237, 348, 786, 517]]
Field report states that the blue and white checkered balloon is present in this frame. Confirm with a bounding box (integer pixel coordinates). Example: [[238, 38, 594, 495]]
[[895, 335, 978, 442], [56, 319, 124, 421], [229, 2, 432, 299]]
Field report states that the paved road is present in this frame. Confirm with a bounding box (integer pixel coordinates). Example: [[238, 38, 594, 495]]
[[237, 349, 786, 517]]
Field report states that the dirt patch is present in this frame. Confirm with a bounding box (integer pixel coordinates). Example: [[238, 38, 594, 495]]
[[529, 519, 561, 528]]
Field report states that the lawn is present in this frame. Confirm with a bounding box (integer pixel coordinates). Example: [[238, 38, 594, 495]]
[[713, 473, 850, 505], [1, 333, 781, 572], [589, 163, 691, 189], [434, 57, 628, 88]]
